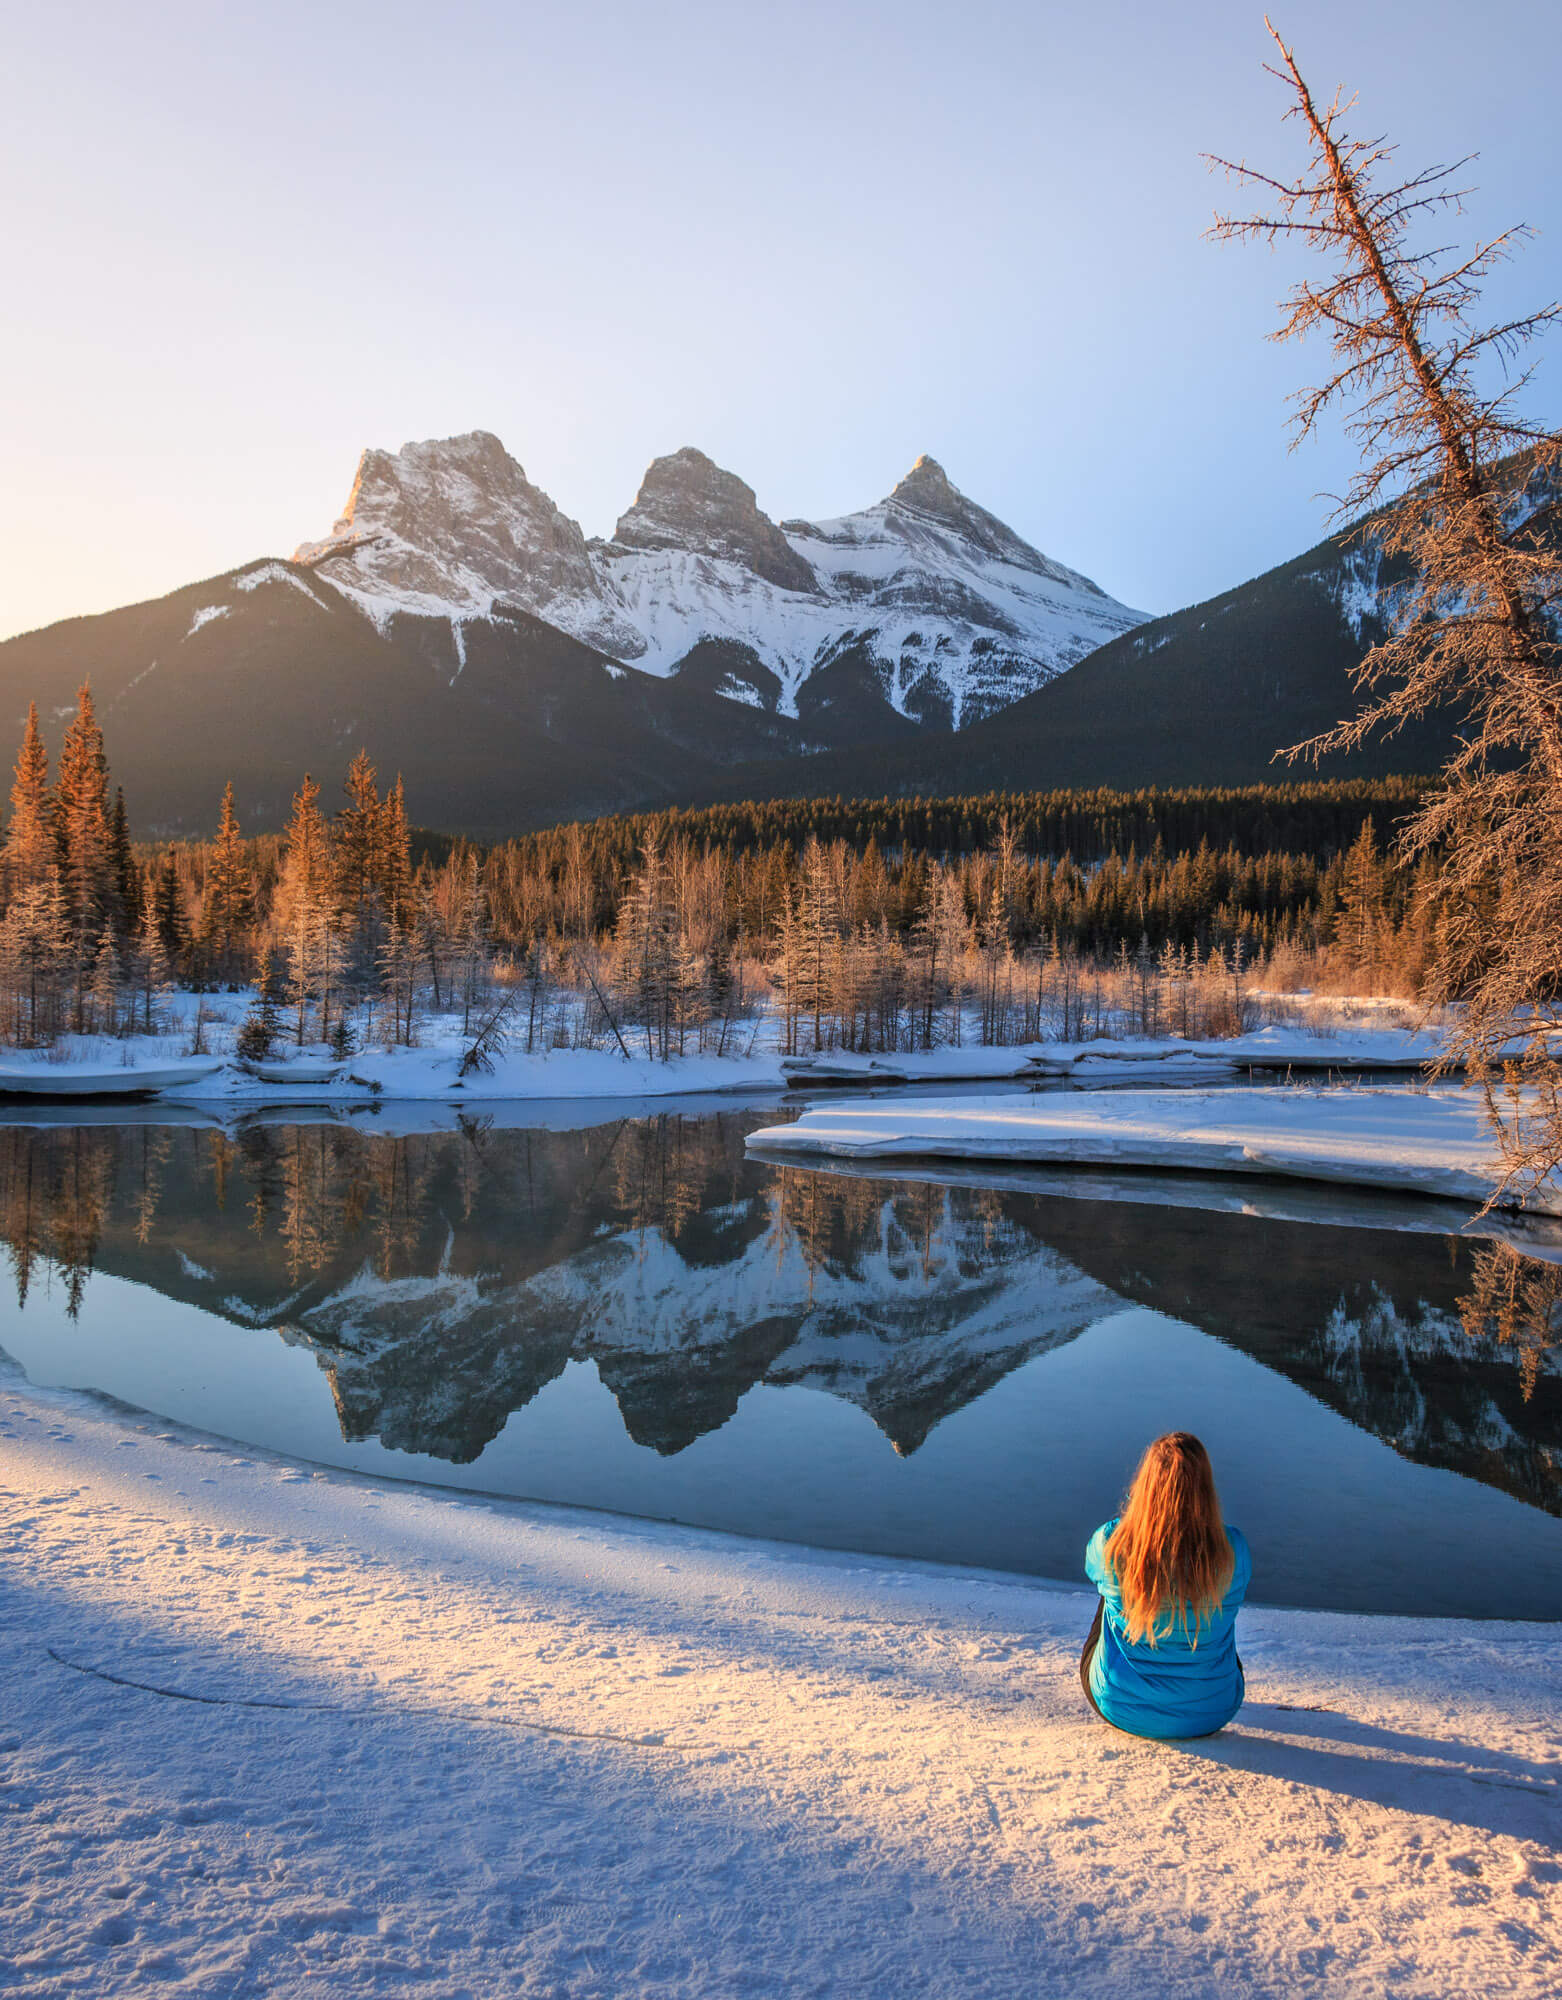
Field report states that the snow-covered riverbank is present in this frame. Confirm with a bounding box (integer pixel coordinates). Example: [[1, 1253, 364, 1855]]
[[0, 991, 1480, 1106], [3, 1375, 1558, 1998], [748, 1085, 1562, 1216], [0, 1040, 792, 1105], [0, 1030, 1461, 1108]]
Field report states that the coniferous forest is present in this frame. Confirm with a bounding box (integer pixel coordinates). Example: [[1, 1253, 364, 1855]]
[[1, 684, 1447, 1059]]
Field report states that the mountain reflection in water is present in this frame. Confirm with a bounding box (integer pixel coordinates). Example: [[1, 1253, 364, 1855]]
[[1, 1110, 1558, 1520]]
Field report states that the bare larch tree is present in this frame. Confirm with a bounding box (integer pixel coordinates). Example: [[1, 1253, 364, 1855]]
[[1209, 18, 1562, 1202]]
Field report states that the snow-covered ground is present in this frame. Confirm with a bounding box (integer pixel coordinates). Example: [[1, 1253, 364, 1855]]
[[3, 1375, 1559, 1999], [0, 994, 1485, 1106], [748, 1085, 1562, 1216], [0, 1029, 789, 1105]]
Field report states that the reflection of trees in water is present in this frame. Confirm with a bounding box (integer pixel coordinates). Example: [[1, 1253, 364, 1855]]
[[1, 1129, 44, 1309], [249, 1124, 436, 1284], [207, 1130, 237, 1213], [767, 1168, 1016, 1295], [132, 1127, 172, 1246], [768, 1166, 885, 1295], [2, 1116, 1558, 1516], [611, 1114, 710, 1246], [0, 1113, 765, 1317], [0, 1126, 114, 1319], [1, 1119, 449, 1309], [1460, 1245, 1562, 1402]]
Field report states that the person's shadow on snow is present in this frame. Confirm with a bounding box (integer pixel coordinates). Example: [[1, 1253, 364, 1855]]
[[1177, 1700, 1562, 1850]]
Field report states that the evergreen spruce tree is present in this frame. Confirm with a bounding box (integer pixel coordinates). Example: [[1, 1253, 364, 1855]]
[[0, 877, 69, 1043], [796, 838, 840, 1053], [2, 704, 54, 906], [236, 950, 286, 1063], [277, 776, 334, 1045], [611, 833, 679, 1059], [454, 851, 488, 1034], [378, 776, 413, 930], [108, 788, 139, 935], [134, 896, 172, 1033], [1337, 823, 1387, 988], [152, 850, 190, 976], [200, 783, 254, 985], [89, 932, 120, 1036], [521, 935, 551, 1054], [53, 683, 115, 936], [334, 749, 382, 987], [377, 911, 422, 1048]]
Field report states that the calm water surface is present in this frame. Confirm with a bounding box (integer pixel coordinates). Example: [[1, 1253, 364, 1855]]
[[3, 1093, 1559, 1618]]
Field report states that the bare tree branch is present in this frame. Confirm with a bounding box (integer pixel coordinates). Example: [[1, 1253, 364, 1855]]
[[1209, 18, 1562, 1201]]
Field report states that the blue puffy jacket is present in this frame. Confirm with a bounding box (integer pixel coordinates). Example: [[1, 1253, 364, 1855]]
[[1083, 1519, 1250, 1739]]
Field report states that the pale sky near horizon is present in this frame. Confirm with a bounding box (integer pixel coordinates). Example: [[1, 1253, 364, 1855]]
[[3, 0, 1558, 642]]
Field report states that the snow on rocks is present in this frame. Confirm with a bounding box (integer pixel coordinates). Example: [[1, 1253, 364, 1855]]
[[747, 1084, 1562, 1216], [231, 561, 324, 603], [2, 1379, 1558, 1998]]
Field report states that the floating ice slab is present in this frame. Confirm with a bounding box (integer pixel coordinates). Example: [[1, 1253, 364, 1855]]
[[747, 1085, 1562, 1215]]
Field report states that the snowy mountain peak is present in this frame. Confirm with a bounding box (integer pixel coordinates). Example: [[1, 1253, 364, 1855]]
[[293, 429, 1148, 729], [293, 432, 643, 655], [875, 453, 1104, 594], [609, 448, 817, 594], [893, 453, 956, 504]]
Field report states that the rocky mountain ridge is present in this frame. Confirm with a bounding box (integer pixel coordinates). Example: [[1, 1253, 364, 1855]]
[[293, 431, 1147, 727], [6, 440, 1544, 836]]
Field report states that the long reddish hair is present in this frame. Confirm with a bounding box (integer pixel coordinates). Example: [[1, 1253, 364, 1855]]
[[1104, 1432, 1234, 1646]]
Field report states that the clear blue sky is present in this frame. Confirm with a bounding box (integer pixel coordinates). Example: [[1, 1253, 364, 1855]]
[[3, 0, 1557, 641]]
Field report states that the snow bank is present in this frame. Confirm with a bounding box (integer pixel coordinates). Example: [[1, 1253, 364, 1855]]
[[782, 1045, 1064, 1085], [1029, 1026, 1449, 1073], [0, 1057, 225, 1098], [0, 1041, 786, 1106], [207, 1045, 787, 1103], [0, 1003, 1516, 1107], [3, 1377, 1558, 1997], [748, 1085, 1562, 1215]]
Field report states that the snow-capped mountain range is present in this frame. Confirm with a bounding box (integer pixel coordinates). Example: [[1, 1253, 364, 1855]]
[[293, 431, 1147, 727], [9, 436, 1542, 835]]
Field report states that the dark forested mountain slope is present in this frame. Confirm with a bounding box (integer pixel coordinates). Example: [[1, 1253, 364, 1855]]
[[698, 464, 1560, 806], [0, 558, 856, 837]]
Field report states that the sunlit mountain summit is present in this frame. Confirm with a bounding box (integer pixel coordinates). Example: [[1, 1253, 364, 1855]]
[[294, 431, 1147, 727]]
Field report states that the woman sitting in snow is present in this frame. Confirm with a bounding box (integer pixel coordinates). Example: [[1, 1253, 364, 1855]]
[[1080, 1431, 1250, 1740]]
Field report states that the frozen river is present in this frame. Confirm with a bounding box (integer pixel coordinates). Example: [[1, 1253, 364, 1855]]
[[3, 1092, 1559, 1617]]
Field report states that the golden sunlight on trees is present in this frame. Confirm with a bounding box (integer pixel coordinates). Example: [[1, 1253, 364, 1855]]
[[1209, 18, 1562, 1202]]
